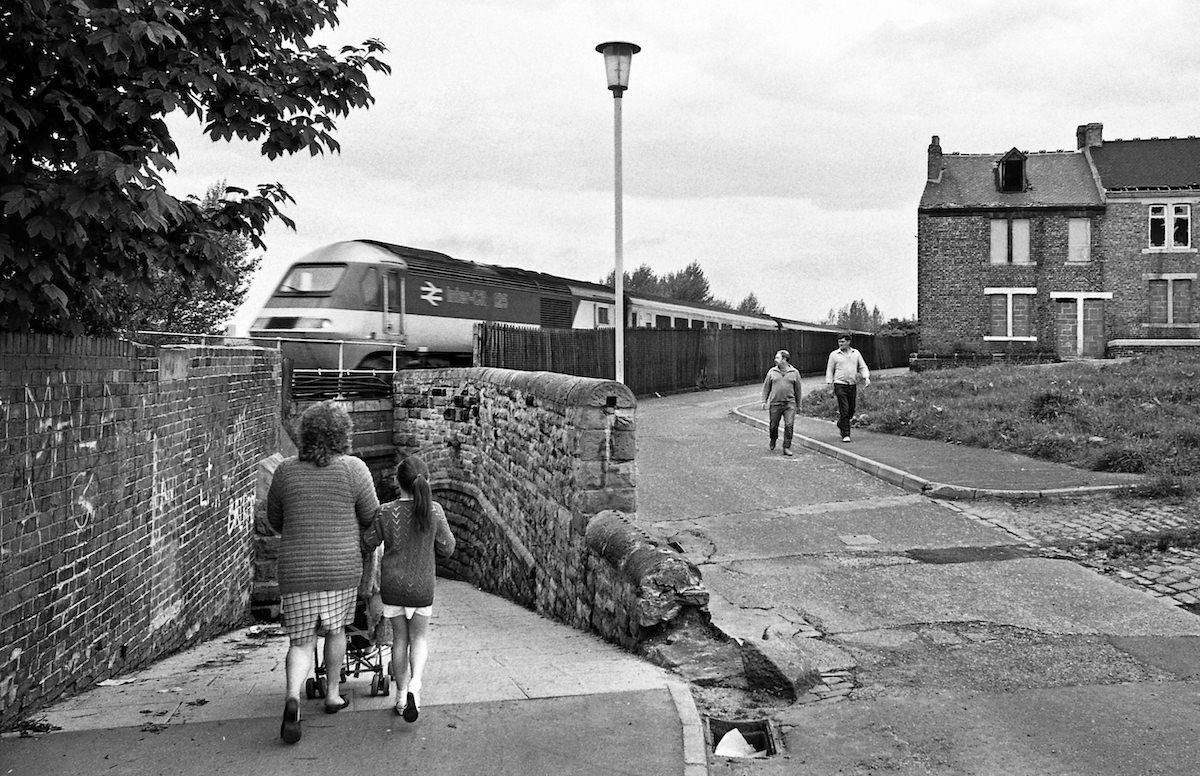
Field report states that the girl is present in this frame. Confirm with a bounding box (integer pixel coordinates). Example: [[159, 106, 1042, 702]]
[[362, 455, 455, 721]]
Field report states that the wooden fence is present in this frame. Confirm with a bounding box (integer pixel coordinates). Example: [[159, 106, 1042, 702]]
[[474, 324, 916, 396]]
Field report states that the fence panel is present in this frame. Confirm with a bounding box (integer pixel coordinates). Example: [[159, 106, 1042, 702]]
[[474, 323, 916, 396]]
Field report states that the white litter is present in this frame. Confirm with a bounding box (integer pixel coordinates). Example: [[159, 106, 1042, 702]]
[[714, 727, 766, 758], [96, 677, 138, 686]]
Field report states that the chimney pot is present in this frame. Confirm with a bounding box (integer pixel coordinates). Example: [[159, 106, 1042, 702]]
[[927, 135, 943, 183]]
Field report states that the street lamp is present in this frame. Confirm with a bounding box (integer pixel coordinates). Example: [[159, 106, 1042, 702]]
[[595, 41, 640, 384]]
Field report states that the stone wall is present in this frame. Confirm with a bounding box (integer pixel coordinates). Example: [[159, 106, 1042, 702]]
[[393, 368, 706, 651], [0, 335, 280, 729]]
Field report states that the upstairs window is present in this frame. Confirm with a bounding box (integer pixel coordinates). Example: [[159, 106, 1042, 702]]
[[596, 306, 610, 326], [1067, 218, 1091, 262], [997, 148, 1027, 193], [1149, 204, 1191, 249], [991, 218, 1031, 264]]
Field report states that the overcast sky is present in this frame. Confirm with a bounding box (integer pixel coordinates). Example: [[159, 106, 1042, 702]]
[[162, 0, 1200, 333]]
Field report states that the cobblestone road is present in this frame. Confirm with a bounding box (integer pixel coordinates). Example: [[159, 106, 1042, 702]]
[[950, 495, 1200, 609]]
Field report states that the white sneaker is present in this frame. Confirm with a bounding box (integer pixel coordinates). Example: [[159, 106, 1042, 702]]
[[842, 436, 851, 443]]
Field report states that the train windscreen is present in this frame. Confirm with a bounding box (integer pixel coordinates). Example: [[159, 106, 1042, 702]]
[[276, 264, 345, 294]]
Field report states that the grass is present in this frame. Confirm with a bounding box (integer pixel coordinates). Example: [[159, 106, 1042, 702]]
[[800, 351, 1200, 497]]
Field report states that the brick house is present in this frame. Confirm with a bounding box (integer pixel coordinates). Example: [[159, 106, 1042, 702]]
[[917, 123, 1200, 357]]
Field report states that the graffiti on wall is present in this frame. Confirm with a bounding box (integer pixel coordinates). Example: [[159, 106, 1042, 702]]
[[3, 377, 120, 529]]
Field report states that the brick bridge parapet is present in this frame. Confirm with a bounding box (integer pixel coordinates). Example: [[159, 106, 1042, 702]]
[[391, 368, 707, 651]]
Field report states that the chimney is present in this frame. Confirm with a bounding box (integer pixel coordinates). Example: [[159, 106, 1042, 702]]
[[1076, 122, 1103, 149], [927, 135, 943, 182]]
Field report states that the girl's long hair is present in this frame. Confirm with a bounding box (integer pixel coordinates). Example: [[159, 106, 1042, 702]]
[[397, 455, 432, 532]]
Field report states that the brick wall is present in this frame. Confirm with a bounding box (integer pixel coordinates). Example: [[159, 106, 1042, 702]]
[[392, 368, 706, 651], [919, 210, 1104, 355], [0, 335, 280, 729], [1100, 198, 1200, 341]]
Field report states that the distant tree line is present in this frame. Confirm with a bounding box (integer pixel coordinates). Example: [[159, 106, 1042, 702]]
[[822, 299, 917, 335], [604, 261, 766, 314]]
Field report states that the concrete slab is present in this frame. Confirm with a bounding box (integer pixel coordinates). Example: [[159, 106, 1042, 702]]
[[775, 683, 1200, 776], [702, 556, 1200, 637], [658, 495, 1018, 563], [4, 690, 686, 776]]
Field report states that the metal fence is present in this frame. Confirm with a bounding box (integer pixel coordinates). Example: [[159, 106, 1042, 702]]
[[474, 323, 916, 396]]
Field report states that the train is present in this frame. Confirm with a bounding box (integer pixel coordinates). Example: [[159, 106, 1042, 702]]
[[248, 239, 840, 370]]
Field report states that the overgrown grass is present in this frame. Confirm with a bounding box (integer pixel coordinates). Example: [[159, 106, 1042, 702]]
[[800, 352, 1200, 497]]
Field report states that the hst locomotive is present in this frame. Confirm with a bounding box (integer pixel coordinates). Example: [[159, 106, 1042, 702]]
[[248, 240, 833, 370]]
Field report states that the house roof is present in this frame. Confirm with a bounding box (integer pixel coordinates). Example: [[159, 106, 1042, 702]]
[[920, 151, 1102, 210], [1089, 137, 1200, 191]]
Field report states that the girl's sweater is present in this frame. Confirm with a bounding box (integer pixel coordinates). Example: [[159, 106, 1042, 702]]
[[267, 455, 380, 594], [362, 497, 455, 608]]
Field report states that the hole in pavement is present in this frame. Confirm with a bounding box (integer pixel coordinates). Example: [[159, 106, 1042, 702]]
[[707, 717, 778, 758], [906, 545, 1036, 564]]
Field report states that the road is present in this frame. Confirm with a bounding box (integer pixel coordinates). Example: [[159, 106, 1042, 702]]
[[636, 383, 1200, 775]]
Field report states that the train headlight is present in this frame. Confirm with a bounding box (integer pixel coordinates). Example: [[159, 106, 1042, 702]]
[[296, 317, 332, 329]]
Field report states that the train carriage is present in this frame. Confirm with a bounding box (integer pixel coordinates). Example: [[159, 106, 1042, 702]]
[[249, 239, 831, 370]]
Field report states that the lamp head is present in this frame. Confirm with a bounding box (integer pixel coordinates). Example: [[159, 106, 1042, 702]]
[[595, 41, 641, 94]]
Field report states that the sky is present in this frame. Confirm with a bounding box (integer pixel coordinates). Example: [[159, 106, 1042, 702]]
[[161, 0, 1200, 334]]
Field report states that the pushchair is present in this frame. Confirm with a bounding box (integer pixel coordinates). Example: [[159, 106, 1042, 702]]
[[305, 546, 393, 699]]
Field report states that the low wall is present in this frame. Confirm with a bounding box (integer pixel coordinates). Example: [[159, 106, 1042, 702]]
[[394, 368, 707, 651], [0, 335, 280, 730]]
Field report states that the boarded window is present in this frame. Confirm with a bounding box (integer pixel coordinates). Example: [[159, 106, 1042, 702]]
[[655, 315, 670, 328], [1067, 218, 1090, 262], [990, 220, 1008, 264], [1011, 294, 1031, 337], [990, 219, 1030, 263], [989, 294, 1009, 336]]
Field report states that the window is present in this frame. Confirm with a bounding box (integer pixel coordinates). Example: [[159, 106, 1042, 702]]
[[1149, 204, 1191, 249], [1148, 277, 1194, 325], [655, 315, 670, 328], [596, 306, 610, 326], [984, 287, 1037, 340], [1067, 218, 1091, 262], [673, 317, 688, 328], [996, 148, 1026, 192], [276, 263, 345, 294], [990, 219, 1031, 264]]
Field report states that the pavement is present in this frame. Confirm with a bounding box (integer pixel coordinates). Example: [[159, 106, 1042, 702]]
[[1, 579, 706, 776], [5, 368, 1197, 775]]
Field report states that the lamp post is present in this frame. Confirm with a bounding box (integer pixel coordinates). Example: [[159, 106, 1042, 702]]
[[595, 41, 640, 384]]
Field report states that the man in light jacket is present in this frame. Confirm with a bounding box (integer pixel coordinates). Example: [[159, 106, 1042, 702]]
[[761, 349, 802, 456], [826, 333, 870, 443]]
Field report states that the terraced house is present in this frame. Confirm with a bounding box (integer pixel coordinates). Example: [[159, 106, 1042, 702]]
[[917, 123, 1200, 358]]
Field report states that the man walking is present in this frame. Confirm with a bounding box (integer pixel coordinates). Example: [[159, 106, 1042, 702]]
[[826, 333, 870, 442], [761, 349, 802, 456]]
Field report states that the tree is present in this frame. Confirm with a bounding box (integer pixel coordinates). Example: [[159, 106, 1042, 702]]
[[661, 261, 713, 304], [1, 1, 391, 334], [879, 316, 919, 337], [736, 292, 766, 315], [823, 299, 884, 332], [101, 181, 259, 334], [604, 263, 661, 296]]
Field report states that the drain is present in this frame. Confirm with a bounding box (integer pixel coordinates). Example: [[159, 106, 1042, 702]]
[[906, 545, 1035, 564], [707, 717, 778, 758]]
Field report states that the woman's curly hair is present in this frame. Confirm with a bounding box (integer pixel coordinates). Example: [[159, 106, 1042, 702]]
[[297, 400, 353, 467]]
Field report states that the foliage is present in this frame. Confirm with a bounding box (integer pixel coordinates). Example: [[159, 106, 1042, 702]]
[[800, 353, 1200, 495], [1, 0, 391, 335], [822, 299, 883, 332], [604, 261, 747, 310], [104, 181, 259, 334], [736, 292, 766, 314], [878, 316, 919, 337]]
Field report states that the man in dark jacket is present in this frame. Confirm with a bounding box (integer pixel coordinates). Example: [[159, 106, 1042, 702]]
[[761, 349, 802, 456]]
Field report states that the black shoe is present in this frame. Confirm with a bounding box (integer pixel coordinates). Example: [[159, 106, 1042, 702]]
[[280, 697, 301, 744], [402, 691, 419, 723], [769, 440, 777, 451], [323, 696, 350, 714]]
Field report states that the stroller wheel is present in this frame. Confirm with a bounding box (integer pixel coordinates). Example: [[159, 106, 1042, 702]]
[[305, 677, 317, 700], [380, 675, 390, 696], [370, 675, 380, 697], [316, 677, 328, 698]]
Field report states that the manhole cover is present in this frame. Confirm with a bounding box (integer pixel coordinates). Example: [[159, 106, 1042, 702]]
[[906, 545, 1034, 564]]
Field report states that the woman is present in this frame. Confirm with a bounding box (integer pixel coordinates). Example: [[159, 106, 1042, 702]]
[[267, 400, 380, 744]]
